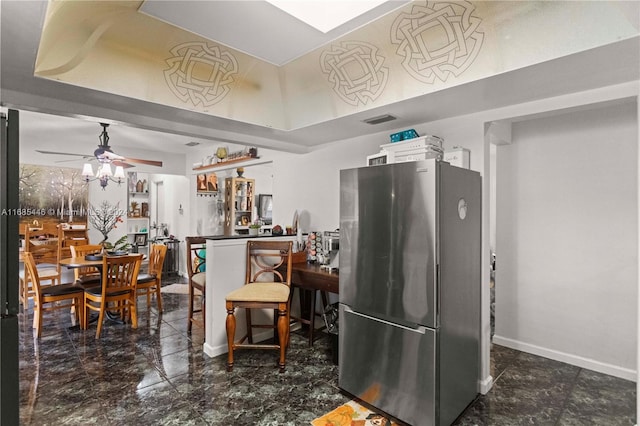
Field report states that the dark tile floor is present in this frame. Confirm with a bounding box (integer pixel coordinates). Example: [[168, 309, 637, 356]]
[[18, 280, 636, 425]]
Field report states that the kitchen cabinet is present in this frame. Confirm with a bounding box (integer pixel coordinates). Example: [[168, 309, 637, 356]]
[[224, 177, 254, 236]]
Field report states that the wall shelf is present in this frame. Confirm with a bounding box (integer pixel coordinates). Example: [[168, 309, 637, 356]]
[[192, 157, 270, 173]]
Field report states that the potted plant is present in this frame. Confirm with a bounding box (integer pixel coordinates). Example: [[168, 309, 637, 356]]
[[248, 220, 262, 236]]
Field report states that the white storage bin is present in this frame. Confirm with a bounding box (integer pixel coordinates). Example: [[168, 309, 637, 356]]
[[443, 147, 470, 169]]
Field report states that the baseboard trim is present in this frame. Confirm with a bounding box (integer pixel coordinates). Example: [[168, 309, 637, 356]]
[[493, 335, 637, 382], [478, 375, 493, 394]]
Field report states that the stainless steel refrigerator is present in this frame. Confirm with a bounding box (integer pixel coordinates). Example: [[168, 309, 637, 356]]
[[339, 159, 481, 426]]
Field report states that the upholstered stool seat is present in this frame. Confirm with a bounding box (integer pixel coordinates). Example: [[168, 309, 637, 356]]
[[226, 282, 289, 303], [191, 272, 206, 289]]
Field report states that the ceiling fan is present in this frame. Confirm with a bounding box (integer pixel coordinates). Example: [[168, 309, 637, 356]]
[[36, 123, 163, 168]]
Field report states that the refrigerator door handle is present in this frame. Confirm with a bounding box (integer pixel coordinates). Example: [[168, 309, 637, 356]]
[[343, 305, 427, 334]]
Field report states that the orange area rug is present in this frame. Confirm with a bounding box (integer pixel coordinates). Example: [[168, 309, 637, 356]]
[[311, 400, 400, 426]]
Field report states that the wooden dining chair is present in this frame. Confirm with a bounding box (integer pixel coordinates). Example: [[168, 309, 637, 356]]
[[20, 227, 61, 306], [69, 244, 103, 289], [58, 225, 89, 262], [136, 244, 168, 313], [22, 251, 84, 337], [84, 254, 142, 338], [225, 240, 293, 372], [186, 237, 206, 333]]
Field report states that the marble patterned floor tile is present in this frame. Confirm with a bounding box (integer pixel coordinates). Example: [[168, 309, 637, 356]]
[[17, 288, 637, 426], [459, 353, 580, 424], [489, 342, 520, 380], [557, 369, 636, 426]]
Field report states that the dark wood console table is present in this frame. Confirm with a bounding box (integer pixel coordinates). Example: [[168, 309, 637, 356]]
[[290, 262, 338, 346]]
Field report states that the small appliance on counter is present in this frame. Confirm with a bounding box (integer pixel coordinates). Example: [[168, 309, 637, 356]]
[[320, 231, 339, 271], [305, 230, 339, 270]]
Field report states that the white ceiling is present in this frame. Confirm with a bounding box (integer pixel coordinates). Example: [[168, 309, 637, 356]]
[[139, 0, 409, 66], [1, 0, 639, 162]]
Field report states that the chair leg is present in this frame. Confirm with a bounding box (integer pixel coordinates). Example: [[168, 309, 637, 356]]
[[226, 303, 236, 372], [245, 309, 253, 344], [78, 296, 85, 330], [83, 296, 88, 332], [130, 297, 137, 329], [187, 286, 194, 333], [309, 290, 317, 346], [36, 304, 43, 338], [96, 306, 105, 339], [155, 282, 163, 313], [277, 305, 288, 373]]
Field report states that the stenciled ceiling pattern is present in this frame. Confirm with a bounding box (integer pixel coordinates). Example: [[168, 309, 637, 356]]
[[319, 41, 389, 107], [164, 41, 239, 107], [390, 1, 484, 84], [33, 0, 639, 132], [318, 0, 483, 107]]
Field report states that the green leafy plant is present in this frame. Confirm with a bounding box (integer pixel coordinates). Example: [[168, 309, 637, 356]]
[[103, 235, 131, 253]]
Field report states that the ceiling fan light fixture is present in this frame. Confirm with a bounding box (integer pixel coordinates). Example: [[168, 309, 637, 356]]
[[82, 163, 94, 178], [82, 162, 125, 190], [113, 165, 125, 180], [98, 163, 113, 178]]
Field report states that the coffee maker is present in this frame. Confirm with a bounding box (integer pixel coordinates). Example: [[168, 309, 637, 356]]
[[320, 231, 339, 271]]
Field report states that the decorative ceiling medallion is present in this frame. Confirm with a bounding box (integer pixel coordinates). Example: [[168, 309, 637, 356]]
[[164, 42, 239, 108], [391, 1, 484, 84], [320, 41, 389, 107]]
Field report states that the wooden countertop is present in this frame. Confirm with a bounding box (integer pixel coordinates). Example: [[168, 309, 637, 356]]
[[291, 262, 339, 294]]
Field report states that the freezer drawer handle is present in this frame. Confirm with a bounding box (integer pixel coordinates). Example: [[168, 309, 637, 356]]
[[344, 306, 427, 334]]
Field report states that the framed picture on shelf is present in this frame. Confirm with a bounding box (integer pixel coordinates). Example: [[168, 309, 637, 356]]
[[206, 172, 218, 192], [241, 215, 249, 226], [197, 172, 219, 193], [134, 233, 147, 246], [196, 173, 207, 192]]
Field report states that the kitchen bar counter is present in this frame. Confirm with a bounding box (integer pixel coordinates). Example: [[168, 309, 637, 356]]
[[202, 234, 296, 358], [203, 232, 284, 241]]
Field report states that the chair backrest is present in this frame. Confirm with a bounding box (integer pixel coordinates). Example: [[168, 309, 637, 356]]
[[148, 244, 168, 277], [245, 240, 293, 286], [185, 237, 207, 278], [70, 244, 103, 281], [58, 226, 89, 260], [22, 252, 43, 307], [24, 227, 59, 268], [100, 254, 142, 298]]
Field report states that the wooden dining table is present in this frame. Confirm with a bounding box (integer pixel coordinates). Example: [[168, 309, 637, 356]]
[[59, 256, 103, 269]]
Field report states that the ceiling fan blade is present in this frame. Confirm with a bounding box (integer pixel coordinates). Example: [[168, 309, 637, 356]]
[[95, 149, 125, 162], [54, 158, 93, 164], [36, 149, 92, 158], [111, 160, 135, 169], [122, 157, 163, 167]]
